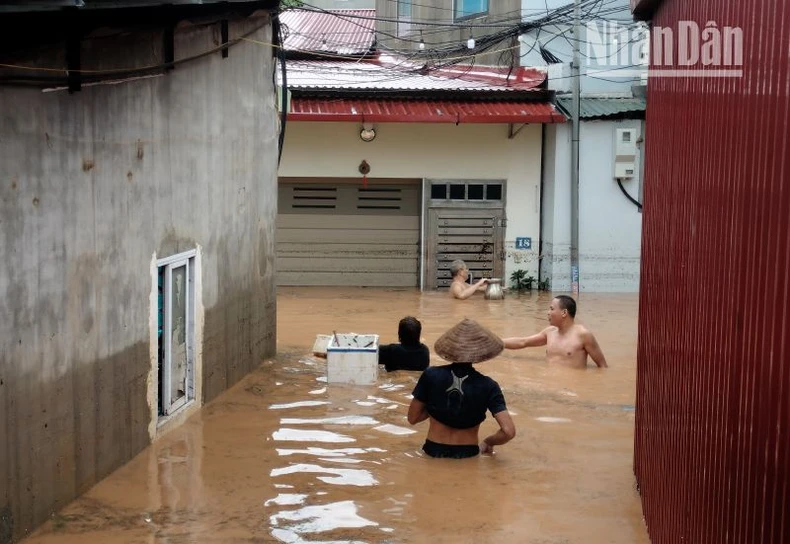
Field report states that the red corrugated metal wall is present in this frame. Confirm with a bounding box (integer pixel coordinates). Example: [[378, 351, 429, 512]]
[[635, 0, 790, 542]]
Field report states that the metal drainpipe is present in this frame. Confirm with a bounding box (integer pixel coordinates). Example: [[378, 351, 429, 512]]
[[570, 0, 581, 295]]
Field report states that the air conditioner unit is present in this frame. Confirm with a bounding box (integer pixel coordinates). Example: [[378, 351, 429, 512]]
[[614, 128, 638, 180]]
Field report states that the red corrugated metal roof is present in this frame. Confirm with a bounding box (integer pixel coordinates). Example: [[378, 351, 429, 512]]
[[280, 9, 375, 56], [289, 98, 565, 124]]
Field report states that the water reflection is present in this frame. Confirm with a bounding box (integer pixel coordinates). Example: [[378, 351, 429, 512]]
[[270, 464, 378, 486], [273, 429, 356, 443], [280, 416, 379, 425]]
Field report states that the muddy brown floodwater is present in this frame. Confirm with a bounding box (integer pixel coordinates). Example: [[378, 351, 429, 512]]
[[24, 287, 648, 544]]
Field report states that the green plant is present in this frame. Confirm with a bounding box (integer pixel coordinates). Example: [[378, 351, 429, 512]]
[[510, 270, 536, 291], [538, 278, 550, 291]]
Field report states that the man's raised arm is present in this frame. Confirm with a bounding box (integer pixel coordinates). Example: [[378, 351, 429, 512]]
[[502, 328, 549, 350]]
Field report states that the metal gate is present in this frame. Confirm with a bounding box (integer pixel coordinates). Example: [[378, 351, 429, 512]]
[[424, 207, 505, 289]]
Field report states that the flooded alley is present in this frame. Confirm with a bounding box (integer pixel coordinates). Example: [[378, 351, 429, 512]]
[[24, 288, 648, 544]]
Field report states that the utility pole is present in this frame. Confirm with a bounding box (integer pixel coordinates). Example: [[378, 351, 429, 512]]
[[570, 0, 581, 295]]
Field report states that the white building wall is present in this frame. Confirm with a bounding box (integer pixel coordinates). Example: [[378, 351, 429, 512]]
[[540, 123, 572, 291], [579, 120, 643, 291], [279, 121, 544, 284], [540, 119, 643, 292]]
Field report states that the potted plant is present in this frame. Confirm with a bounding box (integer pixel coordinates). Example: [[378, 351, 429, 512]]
[[510, 270, 536, 291]]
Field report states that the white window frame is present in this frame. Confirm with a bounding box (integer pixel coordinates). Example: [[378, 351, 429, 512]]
[[157, 249, 196, 417]]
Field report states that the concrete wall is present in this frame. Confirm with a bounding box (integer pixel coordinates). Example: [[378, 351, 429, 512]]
[[540, 120, 643, 292], [375, 0, 521, 66], [278, 121, 543, 283], [0, 16, 278, 543]]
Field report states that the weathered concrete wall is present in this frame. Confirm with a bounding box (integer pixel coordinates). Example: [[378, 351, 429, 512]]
[[0, 16, 277, 543], [375, 0, 521, 65], [540, 120, 643, 292]]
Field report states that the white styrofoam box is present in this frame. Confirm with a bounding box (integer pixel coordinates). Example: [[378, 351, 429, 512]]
[[312, 334, 331, 358], [326, 333, 379, 385]]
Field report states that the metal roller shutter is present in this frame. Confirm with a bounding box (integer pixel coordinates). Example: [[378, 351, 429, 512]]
[[276, 179, 421, 287]]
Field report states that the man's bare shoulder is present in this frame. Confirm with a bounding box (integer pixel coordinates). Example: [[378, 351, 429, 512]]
[[572, 324, 595, 340]]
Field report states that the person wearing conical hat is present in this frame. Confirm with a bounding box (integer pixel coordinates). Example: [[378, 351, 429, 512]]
[[407, 319, 516, 458]]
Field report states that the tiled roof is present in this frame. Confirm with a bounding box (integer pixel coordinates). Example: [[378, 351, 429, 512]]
[[281, 59, 547, 94], [280, 8, 375, 57]]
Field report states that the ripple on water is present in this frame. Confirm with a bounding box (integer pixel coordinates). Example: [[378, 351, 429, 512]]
[[277, 447, 386, 457], [265, 494, 308, 506], [269, 400, 332, 410], [270, 500, 378, 536], [280, 415, 379, 426], [270, 463, 378, 486], [273, 429, 356, 443], [372, 424, 416, 436]]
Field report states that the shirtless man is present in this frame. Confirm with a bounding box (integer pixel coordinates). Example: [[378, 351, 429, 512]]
[[502, 295, 608, 369], [448, 259, 488, 300]]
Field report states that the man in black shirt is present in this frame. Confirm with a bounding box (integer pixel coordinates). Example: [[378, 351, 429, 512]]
[[408, 319, 516, 458], [378, 316, 430, 372]]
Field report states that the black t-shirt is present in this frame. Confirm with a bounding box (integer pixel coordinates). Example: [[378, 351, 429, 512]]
[[378, 343, 430, 372], [411, 363, 507, 429]]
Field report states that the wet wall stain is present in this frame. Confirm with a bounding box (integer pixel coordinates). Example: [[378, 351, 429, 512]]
[[4, 342, 150, 544], [202, 291, 276, 403], [0, 503, 12, 544]]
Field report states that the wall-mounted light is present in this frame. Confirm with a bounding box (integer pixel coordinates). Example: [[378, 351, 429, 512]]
[[360, 123, 376, 142], [467, 29, 475, 50], [419, 30, 425, 50]]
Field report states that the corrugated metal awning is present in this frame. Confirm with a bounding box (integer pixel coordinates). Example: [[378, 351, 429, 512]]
[[281, 59, 548, 93], [289, 98, 566, 124], [279, 9, 375, 57], [555, 97, 646, 120]]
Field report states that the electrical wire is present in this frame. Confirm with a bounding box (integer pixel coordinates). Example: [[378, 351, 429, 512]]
[[617, 178, 643, 210], [0, 18, 270, 85], [0, 1, 648, 89], [274, 13, 287, 166]]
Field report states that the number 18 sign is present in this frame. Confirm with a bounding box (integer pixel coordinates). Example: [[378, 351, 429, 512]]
[[515, 237, 532, 250]]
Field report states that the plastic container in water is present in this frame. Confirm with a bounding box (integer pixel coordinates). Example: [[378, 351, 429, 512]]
[[326, 333, 380, 385], [484, 278, 505, 300]]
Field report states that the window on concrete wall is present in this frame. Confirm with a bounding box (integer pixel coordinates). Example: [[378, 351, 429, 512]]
[[455, 0, 488, 21], [397, 0, 412, 37], [157, 250, 196, 417]]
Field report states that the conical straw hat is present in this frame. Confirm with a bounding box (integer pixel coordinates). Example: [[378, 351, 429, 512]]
[[434, 318, 504, 364]]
